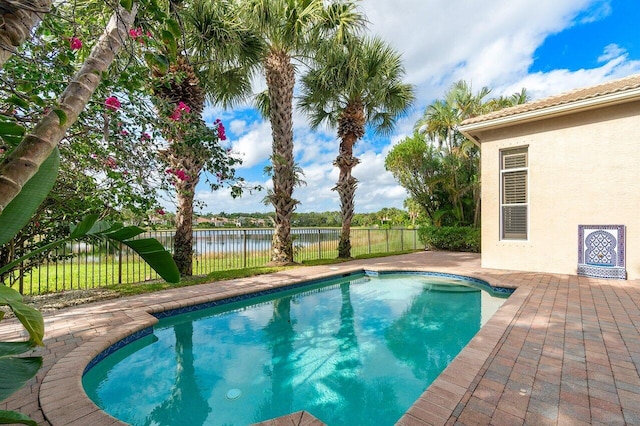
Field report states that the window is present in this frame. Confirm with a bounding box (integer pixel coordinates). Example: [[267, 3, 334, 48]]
[[501, 147, 528, 240]]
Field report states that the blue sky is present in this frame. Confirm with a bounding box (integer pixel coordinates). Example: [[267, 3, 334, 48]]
[[186, 0, 640, 215]]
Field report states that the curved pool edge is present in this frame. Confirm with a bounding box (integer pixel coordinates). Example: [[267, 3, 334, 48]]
[[39, 260, 521, 426]]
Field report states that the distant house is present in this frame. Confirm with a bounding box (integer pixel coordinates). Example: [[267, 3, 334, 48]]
[[211, 217, 228, 227], [195, 217, 212, 226], [459, 74, 640, 280]]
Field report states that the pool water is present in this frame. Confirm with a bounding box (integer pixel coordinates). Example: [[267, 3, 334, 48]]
[[83, 273, 508, 425]]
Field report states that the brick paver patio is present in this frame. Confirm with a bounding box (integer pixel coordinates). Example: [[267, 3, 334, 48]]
[[1, 251, 639, 425]]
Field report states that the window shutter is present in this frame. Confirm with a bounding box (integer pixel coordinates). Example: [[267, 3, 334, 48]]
[[502, 206, 527, 238], [503, 170, 527, 204], [503, 151, 527, 169], [501, 148, 528, 240]]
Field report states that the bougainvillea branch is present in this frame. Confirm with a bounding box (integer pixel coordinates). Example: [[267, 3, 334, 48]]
[[0, 4, 138, 214]]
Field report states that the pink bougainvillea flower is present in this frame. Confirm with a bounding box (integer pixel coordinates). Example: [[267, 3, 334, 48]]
[[156, 208, 165, 216], [128, 27, 148, 43], [177, 101, 190, 113], [104, 157, 117, 169], [141, 132, 151, 141], [128, 27, 143, 39], [174, 169, 190, 181], [120, 129, 129, 136], [216, 120, 227, 141], [169, 109, 182, 121], [69, 37, 82, 51], [105, 96, 121, 111]]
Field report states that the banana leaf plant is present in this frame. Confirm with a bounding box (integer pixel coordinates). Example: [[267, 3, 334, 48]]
[[0, 285, 43, 426], [0, 149, 179, 425]]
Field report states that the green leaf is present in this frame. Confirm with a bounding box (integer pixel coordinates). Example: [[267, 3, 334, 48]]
[[120, 0, 133, 11], [17, 82, 33, 93], [0, 341, 34, 358], [5, 95, 29, 109], [144, 53, 169, 74], [8, 301, 44, 346], [122, 238, 180, 283], [69, 214, 99, 239], [0, 285, 23, 303], [29, 95, 45, 107], [99, 226, 145, 241], [166, 19, 181, 38], [52, 109, 67, 126], [0, 122, 25, 137], [0, 285, 23, 304], [0, 148, 60, 246], [161, 30, 177, 57], [0, 356, 42, 401], [0, 409, 38, 426]]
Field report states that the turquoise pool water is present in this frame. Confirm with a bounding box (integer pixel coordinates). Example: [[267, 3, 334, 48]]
[[83, 272, 509, 425]]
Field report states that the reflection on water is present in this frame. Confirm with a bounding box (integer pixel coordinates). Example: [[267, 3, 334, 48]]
[[84, 274, 507, 426]]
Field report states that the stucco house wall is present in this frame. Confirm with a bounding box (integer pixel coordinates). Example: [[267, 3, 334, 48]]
[[461, 79, 640, 280]]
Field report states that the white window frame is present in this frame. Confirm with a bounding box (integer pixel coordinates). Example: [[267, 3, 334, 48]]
[[500, 147, 528, 240]]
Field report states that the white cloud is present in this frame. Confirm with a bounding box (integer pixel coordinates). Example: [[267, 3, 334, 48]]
[[195, 178, 272, 214], [231, 121, 272, 169], [497, 50, 640, 100], [362, 0, 602, 102], [229, 119, 248, 135], [598, 43, 626, 63]]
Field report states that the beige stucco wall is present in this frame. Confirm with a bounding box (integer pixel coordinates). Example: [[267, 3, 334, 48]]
[[478, 100, 640, 279]]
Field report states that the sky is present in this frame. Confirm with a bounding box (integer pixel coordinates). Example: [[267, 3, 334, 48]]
[[188, 0, 640, 215]]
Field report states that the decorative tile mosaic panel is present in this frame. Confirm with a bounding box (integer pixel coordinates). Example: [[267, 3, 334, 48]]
[[578, 225, 626, 279]]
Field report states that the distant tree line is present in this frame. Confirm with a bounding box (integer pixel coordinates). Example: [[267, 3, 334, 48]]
[[189, 207, 413, 229]]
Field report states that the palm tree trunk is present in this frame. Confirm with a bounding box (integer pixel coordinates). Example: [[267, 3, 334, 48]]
[[334, 153, 359, 258], [163, 149, 203, 276], [334, 102, 365, 258], [265, 50, 296, 264], [174, 180, 196, 276], [0, 0, 52, 69], [0, 4, 137, 213]]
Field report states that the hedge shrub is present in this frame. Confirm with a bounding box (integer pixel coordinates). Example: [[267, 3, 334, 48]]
[[418, 226, 480, 253]]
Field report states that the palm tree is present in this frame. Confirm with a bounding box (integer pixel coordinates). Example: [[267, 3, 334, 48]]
[[299, 36, 414, 258], [414, 81, 529, 226], [244, 0, 364, 264], [152, 0, 261, 275]]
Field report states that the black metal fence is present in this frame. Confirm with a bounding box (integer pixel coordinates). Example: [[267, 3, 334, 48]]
[[5, 227, 420, 295]]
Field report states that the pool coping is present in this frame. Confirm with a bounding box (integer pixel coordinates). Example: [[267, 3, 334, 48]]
[[4, 251, 640, 425], [36, 253, 518, 425]]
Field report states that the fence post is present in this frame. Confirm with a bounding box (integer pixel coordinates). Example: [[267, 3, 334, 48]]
[[386, 229, 389, 252], [18, 242, 24, 295], [243, 229, 248, 268], [118, 242, 123, 284], [401, 229, 404, 250], [317, 229, 321, 259], [367, 229, 371, 254]]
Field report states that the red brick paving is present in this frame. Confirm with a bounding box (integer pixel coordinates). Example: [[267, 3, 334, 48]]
[[1, 252, 640, 425]]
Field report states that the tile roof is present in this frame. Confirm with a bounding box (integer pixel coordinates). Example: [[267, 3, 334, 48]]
[[461, 73, 640, 126]]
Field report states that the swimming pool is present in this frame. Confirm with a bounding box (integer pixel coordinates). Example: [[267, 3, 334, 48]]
[[83, 271, 510, 425]]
